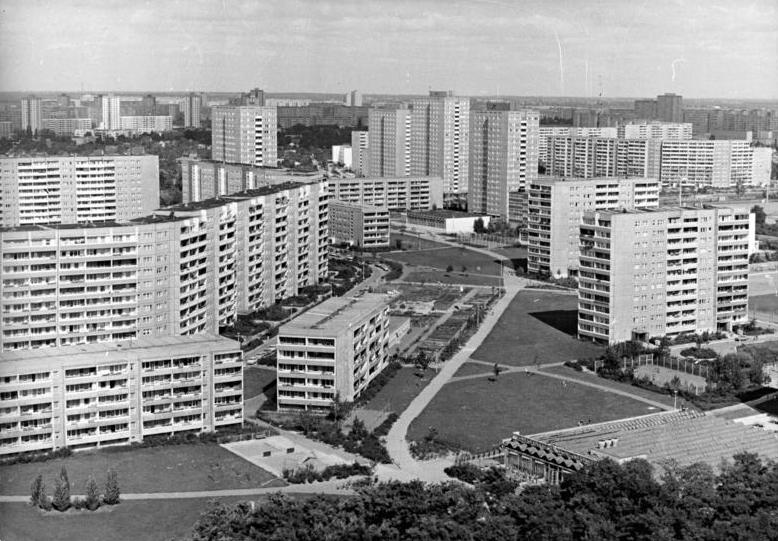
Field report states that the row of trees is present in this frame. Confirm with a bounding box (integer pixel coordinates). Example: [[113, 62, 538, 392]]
[[30, 467, 120, 512], [189, 453, 778, 540]]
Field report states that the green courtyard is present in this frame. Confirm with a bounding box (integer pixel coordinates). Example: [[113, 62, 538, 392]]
[[384, 246, 504, 277]]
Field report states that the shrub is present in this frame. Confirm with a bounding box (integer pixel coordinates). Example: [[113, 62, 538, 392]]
[[84, 476, 100, 511], [52, 478, 71, 512], [104, 470, 120, 505], [72, 497, 85, 510], [373, 413, 399, 437], [1, 446, 72, 467], [680, 347, 718, 359], [284, 462, 372, 484], [30, 474, 45, 508], [444, 463, 484, 484], [357, 434, 391, 464]]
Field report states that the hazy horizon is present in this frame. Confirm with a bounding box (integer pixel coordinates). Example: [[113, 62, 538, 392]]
[[1, 0, 776, 100]]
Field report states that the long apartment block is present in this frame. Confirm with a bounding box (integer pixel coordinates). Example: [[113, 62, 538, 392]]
[[276, 294, 390, 412], [578, 206, 751, 344], [527, 177, 660, 277], [545, 137, 662, 180], [328, 175, 443, 211], [0, 155, 159, 227], [0, 180, 328, 352], [0, 335, 242, 457], [329, 200, 390, 249], [538, 127, 617, 167]]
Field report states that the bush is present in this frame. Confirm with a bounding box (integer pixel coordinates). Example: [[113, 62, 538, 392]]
[[52, 478, 71, 512], [1, 446, 72, 467], [84, 476, 100, 511], [373, 413, 399, 437], [104, 470, 120, 505], [72, 497, 85, 510], [283, 462, 373, 484], [444, 463, 484, 484], [680, 347, 718, 359], [30, 474, 45, 508]]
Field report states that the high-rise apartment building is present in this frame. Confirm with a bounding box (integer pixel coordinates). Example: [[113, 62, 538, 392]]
[[0, 180, 328, 352], [101, 95, 121, 130], [351, 130, 369, 176], [368, 108, 410, 177], [211, 106, 278, 167], [409, 91, 470, 194], [182, 93, 202, 128], [239, 88, 265, 106], [329, 200, 390, 249], [619, 121, 693, 140], [345, 90, 362, 107], [657, 93, 683, 123], [276, 293, 390, 412], [546, 137, 662, 179], [634, 99, 658, 120], [578, 205, 750, 344], [658, 140, 772, 188], [20, 96, 42, 133], [0, 335, 243, 456], [0, 155, 160, 227], [527, 177, 660, 277], [468, 109, 539, 219], [328, 175, 443, 211], [538, 127, 618, 167]]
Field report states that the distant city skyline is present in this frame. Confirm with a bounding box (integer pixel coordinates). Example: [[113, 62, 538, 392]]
[[0, 0, 776, 99]]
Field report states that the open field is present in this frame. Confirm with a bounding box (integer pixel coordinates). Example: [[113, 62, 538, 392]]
[[403, 270, 502, 287], [385, 246, 504, 276], [390, 231, 448, 251], [471, 291, 604, 366], [492, 246, 528, 272], [244, 366, 277, 399], [750, 273, 778, 297], [407, 372, 656, 452], [359, 366, 436, 414], [453, 361, 496, 378], [0, 444, 282, 496], [750, 293, 778, 319]]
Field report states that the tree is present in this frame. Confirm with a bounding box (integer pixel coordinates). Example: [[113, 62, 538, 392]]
[[752, 205, 766, 226], [84, 476, 100, 511], [52, 477, 71, 511], [446, 264, 454, 272], [328, 392, 349, 428], [473, 217, 486, 234], [30, 474, 45, 508], [104, 470, 120, 505]]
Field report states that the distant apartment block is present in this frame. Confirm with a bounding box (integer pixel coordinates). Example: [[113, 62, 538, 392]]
[[101, 95, 121, 130], [0, 155, 159, 227], [331, 145, 353, 167], [508, 189, 528, 227], [410, 91, 470, 194], [351, 130, 369, 176], [659, 140, 772, 188], [328, 175, 443, 211], [329, 200, 389, 249], [211, 106, 278, 167], [657, 93, 683, 123], [633, 99, 658, 120], [41, 118, 92, 136], [276, 294, 391, 412], [21, 96, 42, 132], [345, 90, 362, 106], [0, 121, 12, 139], [619, 122, 692, 140], [527, 177, 660, 277], [182, 93, 202, 128], [276, 104, 369, 129], [0, 180, 328, 352], [179, 157, 322, 203], [546, 137, 662, 179], [119, 115, 173, 134], [468, 109, 539, 220], [0, 335, 242, 456], [369, 108, 411, 177], [538, 127, 617, 166], [578, 205, 751, 344]]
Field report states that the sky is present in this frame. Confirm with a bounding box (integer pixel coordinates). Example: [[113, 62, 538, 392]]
[[0, 0, 776, 99]]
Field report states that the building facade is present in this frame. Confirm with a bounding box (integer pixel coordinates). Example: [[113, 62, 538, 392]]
[[658, 140, 772, 188], [0, 335, 242, 456], [119, 116, 173, 134], [468, 109, 539, 219], [211, 106, 278, 167], [527, 177, 660, 277], [368, 108, 410, 177], [578, 205, 751, 344], [328, 175, 443, 211], [41, 118, 93, 136], [619, 122, 693, 140], [329, 200, 389, 249], [21, 96, 42, 133], [101, 95, 121, 130], [331, 145, 353, 168], [0, 155, 160, 227], [406, 209, 491, 233], [657, 93, 683, 123], [351, 130, 369, 176], [545, 137, 662, 180], [538, 127, 617, 167], [276, 294, 391, 411], [182, 93, 202, 128]]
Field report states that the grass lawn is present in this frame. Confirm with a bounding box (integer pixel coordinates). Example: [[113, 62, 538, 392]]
[[404, 270, 502, 287], [0, 444, 282, 496], [407, 372, 657, 452], [244, 366, 277, 399], [750, 293, 778, 314], [390, 232, 449, 251], [539, 365, 678, 408], [453, 361, 495, 378], [749, 274, 778, 297], [0, 494, 323, 541], [471, 291, 604, 366], [358, 366, 436, 414], [385, 247, 503, 276]]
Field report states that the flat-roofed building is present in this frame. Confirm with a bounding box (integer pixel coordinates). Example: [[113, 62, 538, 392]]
[[659, 140, 771, 188], [619, 121, 693, 140], [0, 155, 159, 227], [181, 93, 202, 128], [578, 205, 750, 344], [211, 106, 278, 167], [276, 294, 391, 412], [119, 115, 172, 134], [538, 127, 617, 167], [0, 335, 242, 457], [527, 177, 660, 277], [546, 137, 662, 180], [369, 108, 411, 177], [351, 130, 369, 176], [41, 118, 92, 136], [468, 109, 539, 220], [406, 209, 491, 234], [329, 175, 443, 211], [329, 200, 389, 249]]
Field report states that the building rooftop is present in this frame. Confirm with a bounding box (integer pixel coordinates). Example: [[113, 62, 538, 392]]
[[280, 294, 388, 336], [532, 176, 660, 185], [524, 410, 778, 470], [0, 334, 240, 373], [165, 181, 315, 212], [407, 209, 487, 219], [330, 199, 388, 212]]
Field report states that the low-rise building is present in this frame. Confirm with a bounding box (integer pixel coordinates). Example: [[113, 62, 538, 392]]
[[329, 200, 389, 249], [406, 209, 491, 234], [329, 175, 443, 211], [276, 294, 391, 412], [119, 115, 173, 134], [0, 335, 242, 457]]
